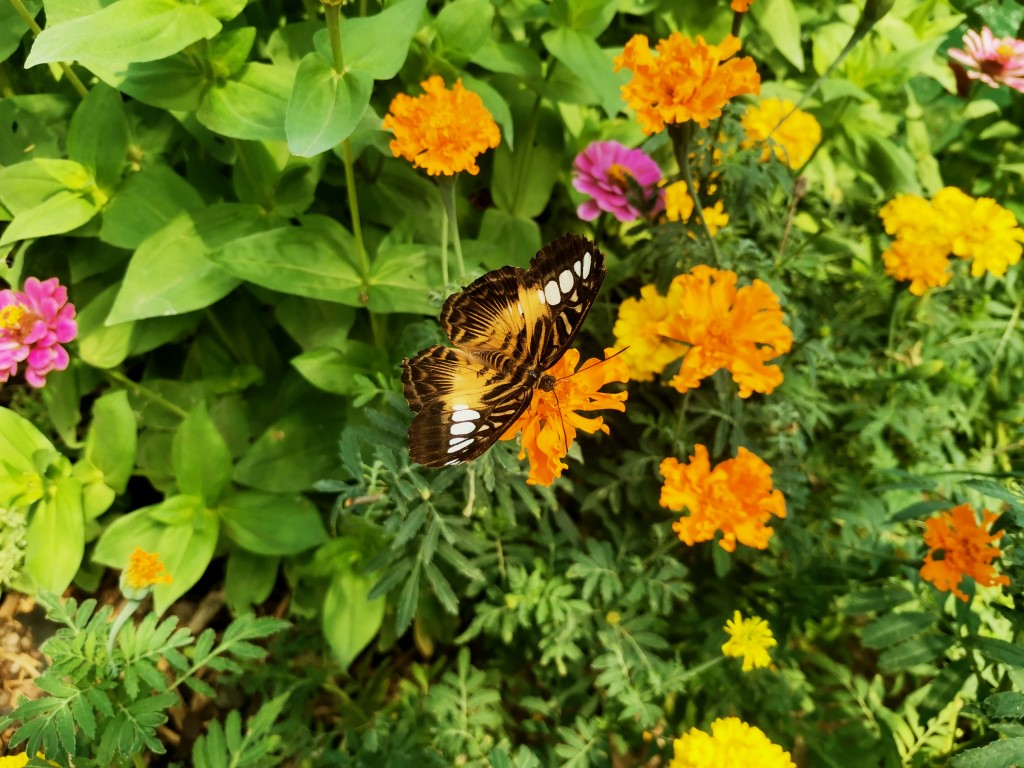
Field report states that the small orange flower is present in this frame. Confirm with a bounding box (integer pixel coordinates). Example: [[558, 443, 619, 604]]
[[731, 0, 755, 11], [658, 266, 792, 398], [920, 503, 1010, 602], [382, 76, 500, 176], [124, 547, 173, 590], [660, 445, 786, 552], [614, 33, 760, 133], [501, 348, 628, 485]]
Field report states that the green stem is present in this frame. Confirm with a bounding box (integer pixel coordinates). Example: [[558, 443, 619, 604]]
[[669, 122, 720, 263], [965, 290, 1023, 421], [106, 598, 141, 656], [323, 3, 345, 72], [437, 176, 465, 284], [342, 139, 368, 277], [105, 370, 189, 419], [439, 187, 450, 289], [9, 0, 89, 98], [0, 63, 14, 98]]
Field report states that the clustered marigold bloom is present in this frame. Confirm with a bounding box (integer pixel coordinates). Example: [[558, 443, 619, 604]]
[[382, 76, 500, 176], [612, 285, 681, 382], [920, 503, 1010, 602], [670, 717, 795, 768], [949, 27, 1024, 93], [740, 98, 821, 169], [614, 33, 760, 133], [500, 348, 628, 486], [722, 610, 776, 671], [0, 277, 77, 388], [572, 140, 664, 222], [664, 182, 730, 236], [661, 445, 786, 552], [123, 547, 173, 592], [881, 188, 1024, 295]]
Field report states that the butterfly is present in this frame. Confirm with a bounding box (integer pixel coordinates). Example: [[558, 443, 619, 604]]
[[402, 233, 606, 467]]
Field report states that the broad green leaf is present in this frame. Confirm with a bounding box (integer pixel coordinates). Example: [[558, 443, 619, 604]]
[[152, 505, 220, 614], [107, 203, 268, 324], [322, 565, 385, 668], [86, 53, 209, 111], [341, 0, 426, 80], [548, 0, 617, 36], [173, 401, 232, 505], [22, 477, 85, 594], [863, 134, 921, 195], [67, 83, 129, 191], [0, 158, 91, 213], [291, 342, 389, 395], [966, 636, 1024, 669], [751, 0, 804, 71], [471, 40, 543, 81], [26, 0, 221, 66], [860, 611, 934, 649], [0, 406, 57, 474], [949, 738, 1024, 768], [983, 692, 1024, 720], [195, 0, 246, 22], [218, 490, 327, 555], [206, 217, 364, 303], [877, 635, 952, 672], [100, 166, 204, 249], [436, 0, 494, 61], [491, 120, 561, 219], [0, 190, 98, 247], [0, 96, 70, 165], [208, 26, 256, 78], [83, 391, 136, 493], [225, 550, 278, 612], [365, 244, 440, 315], [285, 52, 373, 157], [92, 500, 177, 566], [0, 0, 42, 63], [196, 63, 291, 141], [275, 297, 354, 351], [541, 29, 623, 117], [479, 208, 541, 259]]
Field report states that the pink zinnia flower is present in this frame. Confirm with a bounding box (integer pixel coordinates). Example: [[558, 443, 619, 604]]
[[0, 277, 78, 387], [572, 140, 664, 222], [949, 27, 1024, 93]]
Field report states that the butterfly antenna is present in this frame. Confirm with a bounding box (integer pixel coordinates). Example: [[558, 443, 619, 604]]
[[554, 346, 630, 382], [551, 384, 569, 455]]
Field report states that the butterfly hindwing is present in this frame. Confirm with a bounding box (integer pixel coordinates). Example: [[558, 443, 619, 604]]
[[440, 266, 529, 358], [401, 346, 532, 466]]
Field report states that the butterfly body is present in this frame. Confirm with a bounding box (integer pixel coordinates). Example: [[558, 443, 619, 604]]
[[402, 234, 606, 467]]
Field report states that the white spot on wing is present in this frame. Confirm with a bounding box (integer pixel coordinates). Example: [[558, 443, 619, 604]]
[[582, 251, 592, 278], [544, 280, 561, 305], [448, 437, 473, 453], [452, 404, 469, 411], [451, 421, 475, 436], [559, 269, 573, 292], [444, 458, 460, 466], [452, 408, 481, 422], [573, 260, 582, 276]]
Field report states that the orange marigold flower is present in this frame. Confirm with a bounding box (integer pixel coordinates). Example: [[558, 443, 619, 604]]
[[382, 76, 500, 176], [614, 33, 760, 134], [938, 191, 1024, 277], [657, 266, 792, 398], [501, 348, 628, 486], [881, 240, 952, 296], [660, 445, 786, 552], [124, 547, 173, 590], [731, 0, 755, 11], [612, 285, 682, 382], [671, 717, 795, 768], [920, 503, 1010, 602], [740, 98, 821, 169]]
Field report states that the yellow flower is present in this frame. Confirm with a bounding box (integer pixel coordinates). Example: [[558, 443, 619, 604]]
[[123, 547, 173, 590], [740, 98, 821, 169], [937, 191, 1024, 277], [614, 33, 760, 134], [920, 503, 1010, 602], [382, 76, 500, 176], [0, 755, 56, 768], [722, 610, 776, 671], [612, 285, 682, 382], [700, 201, 730, 235], [670, 718, 795, 768], [664, 182, 730, 235], [500, 348, 628, 486], [661, 445, 786, 552], [658, 266, 792, 398], [881, 240, 952, 296]]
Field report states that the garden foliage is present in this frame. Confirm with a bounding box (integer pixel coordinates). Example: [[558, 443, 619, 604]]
[[1, 0, 1023, 765]]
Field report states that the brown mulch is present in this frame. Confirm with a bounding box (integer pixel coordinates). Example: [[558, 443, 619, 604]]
[[0, 592, 45, 751]]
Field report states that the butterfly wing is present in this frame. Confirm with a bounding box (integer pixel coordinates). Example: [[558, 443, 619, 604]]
[[402, 345, 532, 466]]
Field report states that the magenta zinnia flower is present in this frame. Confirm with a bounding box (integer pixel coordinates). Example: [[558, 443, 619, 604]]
[[0, 277, 78, 388], [949, 27, 1024, 93], [572, 140, 664, 222]]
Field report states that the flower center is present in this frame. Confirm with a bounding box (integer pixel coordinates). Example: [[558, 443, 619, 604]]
[[606, 163, 635, 188], [996, 43, 1014, 59], [980, 57, 1006, 78], [0, 305, 37, 341]]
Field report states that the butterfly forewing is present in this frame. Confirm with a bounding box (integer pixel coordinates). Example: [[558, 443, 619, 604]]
[[403, 233, 606, 467]]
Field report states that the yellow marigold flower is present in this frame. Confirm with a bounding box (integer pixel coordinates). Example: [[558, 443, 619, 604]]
[[664, 182, 730, 235], [658, 266, 792, 398], [612, 285, 682, 382], [661, 445, 786, 552], [0, 755, 56, 768], [124, 547, 173, 590], [881, 241, 952, 296], [700, 200, 730, 235], [722, 610, 776, 671], [920, 503, 1010, 602], [731, 0, 754, 10], [670, 717, 795, 768], [614, 33, 760, 134], [938, 191, 1024, 277], [501, 348, 628, 486], [382, 76, 500, 176], [740, 98, 821, 169]]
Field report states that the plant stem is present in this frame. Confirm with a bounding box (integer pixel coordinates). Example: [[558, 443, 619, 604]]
[[439, 188, 450, 289], [669, 122, 720, 263], [105, 370, 189, 419], [9, 0, 89, 98], [106, 598, 141, 656], [437, 175, 465, 284], [323, 3, 345, 73]]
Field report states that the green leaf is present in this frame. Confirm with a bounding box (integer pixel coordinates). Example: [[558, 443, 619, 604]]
[[87, 53, 209, 111], [291, 342, 388, 395], [100, 166, 205, 249], [225, 550, 278, 612], [365, 244, 441, 314], [22, 477, 85, 594], [152, 506, 220, 614], [67, 83, 129, 191], [206, 216, 364, 303], [877, 635, 952, 672], [0, 0, 41, 63], [541, 28, 623, 117], [285, 52, 373, 157], [275, 297, 354, 351], [207, 26, 254, 76], [197, 63, 291, 141], [462, 75, 514, 149], [93, 504, 169, 566], [860, 611, 934, 649], [949, 738, 1024, 768], [984, 692, 1024, 720], [436, 0, 494, 61], [83, 390, 137, 493], [218, 490, 327, 555], [173, 401, 232, 505], [322, 565, 385, 668], [342, 0, 425, 79], [0, 158, 92, 213], [0, 190, 98, 247], [26, 0, 221, 67], [0, 406, 57, 474], [107, 203, 269, 324], [966, 636, 1024, 669], [751, 0, 804, 71], [479, 208, 541, 258], [491, 113, 561, 219]]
